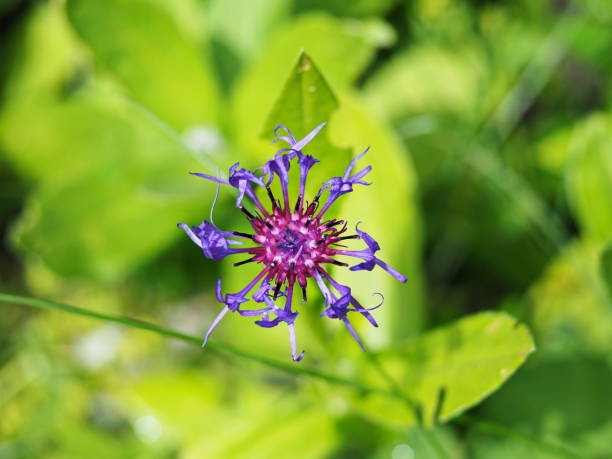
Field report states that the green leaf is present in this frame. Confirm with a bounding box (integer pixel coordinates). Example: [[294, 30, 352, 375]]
[[231, 13, 394, 160], [66, 0, 219, 130], [330, 95, 424, 343], [261, 51, 350, 190], [357, 312, 535, 428], [363, 43, 486, 121], [530, 240, 612, 355], [208, 0, 291, 62], [6, 93, 210, 281], [261, 51, 337, 142], [565, 113, 612, 243]]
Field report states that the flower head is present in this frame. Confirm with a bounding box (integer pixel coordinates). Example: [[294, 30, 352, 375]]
[[178, 122, 406, 362]]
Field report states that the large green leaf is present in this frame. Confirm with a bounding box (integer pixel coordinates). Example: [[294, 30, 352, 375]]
[[8, 93, 211, 282], [66, 0, 219, 130], [357, 312, 535, 428], [330, 95, 424, 343]]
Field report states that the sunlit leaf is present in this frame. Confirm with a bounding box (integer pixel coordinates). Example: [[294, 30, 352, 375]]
[[261, 51, 337, 143], [8, 93, 210, 281], [330, 96, 424, 343], [66, 0, 220, 130], [357, 312, 535, 428]]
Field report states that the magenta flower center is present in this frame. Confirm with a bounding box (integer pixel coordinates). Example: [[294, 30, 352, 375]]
[[246, 196, 350, 298]]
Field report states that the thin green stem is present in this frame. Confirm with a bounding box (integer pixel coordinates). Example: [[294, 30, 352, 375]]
[[0, 292, 388, 396]]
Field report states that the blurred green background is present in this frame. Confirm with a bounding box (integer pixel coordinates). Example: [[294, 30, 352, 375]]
[[1, 0, 612, 457]]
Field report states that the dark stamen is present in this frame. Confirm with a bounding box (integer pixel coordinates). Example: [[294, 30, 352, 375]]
[[329, 260, 349, 267], [324, 220, 342, 228], [307, 201, 318, 215], [233, 257, 256, 267], [266, 187, 278, 209], [316, 239, 326, 245], [273, 282, 282, 299], [294, 194, 303, 212], [290, 262, 295, 272], [233, 231, 254, 239], [239, 206, 256, 220], [301, 286, 307, 303], [337, 235, 359, 241]]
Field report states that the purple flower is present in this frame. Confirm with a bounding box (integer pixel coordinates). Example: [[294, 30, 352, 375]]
[[180, 123, 406, 361]]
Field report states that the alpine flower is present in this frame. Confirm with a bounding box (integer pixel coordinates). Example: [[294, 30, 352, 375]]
[[178, 122, 407, 362]]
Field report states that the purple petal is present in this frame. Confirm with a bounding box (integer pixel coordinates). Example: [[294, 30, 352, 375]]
[[192, 221, 238, 261], [292, 121, 326, 151], [342, 317, 366, 351], [288, 323, 305, 362], [215, 277, 223, 303], [255, 317, 282, 328], [355, 223, 381, 252], [375, 259, 408, 283], [202, 306, 229, 348], [190, 172, 230, 186], [177, 223, 203, 248], [342, 147, 370, 181], [349, 259, 377, 272], [273, 125, 297, 145]]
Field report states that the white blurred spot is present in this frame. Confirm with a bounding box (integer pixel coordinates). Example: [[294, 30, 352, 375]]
[[73, 325, 123, 370], [134, 415, 162, 443], [183, 125, 225, 156], [392, 444, 415, 459]]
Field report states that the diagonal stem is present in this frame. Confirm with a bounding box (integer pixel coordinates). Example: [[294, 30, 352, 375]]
[[0, 292, 389, 396]]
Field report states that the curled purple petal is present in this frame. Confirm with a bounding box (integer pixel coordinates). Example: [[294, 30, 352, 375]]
[[318, 147, 372, 216], [355, 222, 380, 252], [177, 222, 203, 248]]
